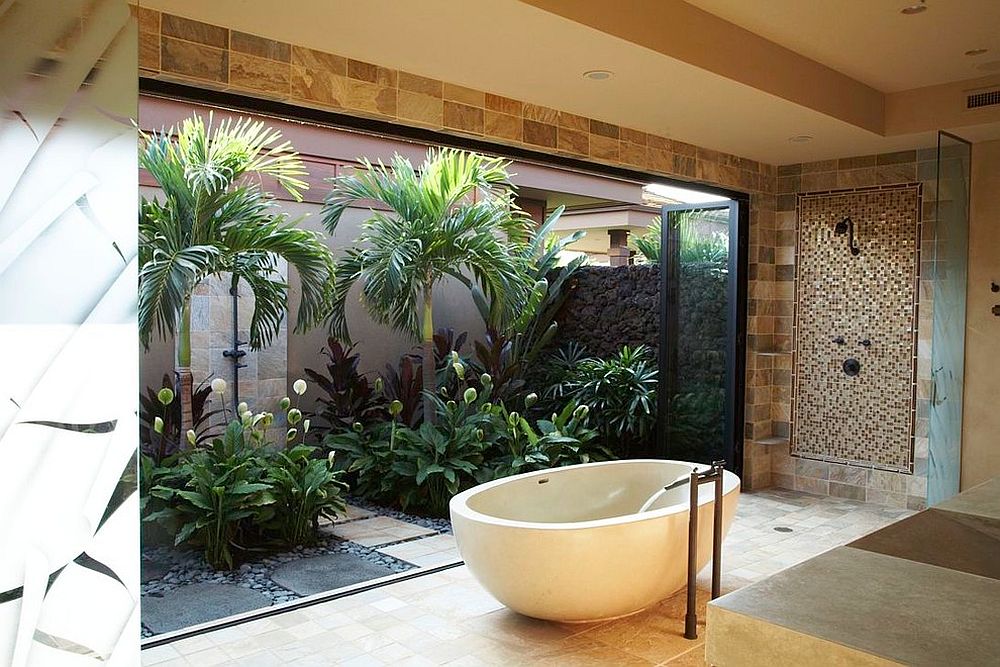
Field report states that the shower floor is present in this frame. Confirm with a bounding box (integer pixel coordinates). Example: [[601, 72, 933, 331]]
[[141, 490, 912, 666]]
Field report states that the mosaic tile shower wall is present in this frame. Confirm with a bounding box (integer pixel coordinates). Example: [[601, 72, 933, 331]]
[[791, 185, 922, 472]]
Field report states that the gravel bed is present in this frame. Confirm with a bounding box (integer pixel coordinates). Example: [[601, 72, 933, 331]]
[[140, 500, 451, 638]]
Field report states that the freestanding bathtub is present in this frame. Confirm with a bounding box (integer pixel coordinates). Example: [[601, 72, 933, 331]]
[[449, 459, 740, 622]]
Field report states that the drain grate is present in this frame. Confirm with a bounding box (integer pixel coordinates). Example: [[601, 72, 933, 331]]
[[773, 526, 794, 533]]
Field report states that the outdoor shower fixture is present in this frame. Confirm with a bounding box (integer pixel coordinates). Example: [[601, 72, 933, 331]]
[[835, 216, 861, 256]]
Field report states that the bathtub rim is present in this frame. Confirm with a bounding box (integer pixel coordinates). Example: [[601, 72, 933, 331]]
[[449, 458, 740, 532]]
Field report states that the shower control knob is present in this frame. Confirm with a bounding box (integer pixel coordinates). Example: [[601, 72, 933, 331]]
[[859, 339, 871, 347], [832, 336, 846, 345], [843, 358, 861, 376]]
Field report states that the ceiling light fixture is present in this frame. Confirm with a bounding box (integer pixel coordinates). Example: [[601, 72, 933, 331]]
[[965, 48, 989, 56], [583, 70, 613, 81], [788, 135, 813, 143], [900, 1, 927, 14]]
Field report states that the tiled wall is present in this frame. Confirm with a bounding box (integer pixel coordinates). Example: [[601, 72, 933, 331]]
[[792, 186, 921, 470], [189, 273, 288, 425], [132, 6, 785, 489], [768, 151, 938, 509]]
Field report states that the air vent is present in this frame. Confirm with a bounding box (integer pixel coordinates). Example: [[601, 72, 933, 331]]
[[967, 88, 1000, 109]]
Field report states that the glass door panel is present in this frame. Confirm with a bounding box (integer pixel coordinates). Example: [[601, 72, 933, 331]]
[[658, 202, 741, 469]]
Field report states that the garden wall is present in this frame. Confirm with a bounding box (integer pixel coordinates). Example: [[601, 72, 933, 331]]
[[553, 264, 728, 377]]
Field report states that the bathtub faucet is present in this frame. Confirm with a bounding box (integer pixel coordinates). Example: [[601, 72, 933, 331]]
[[684, 460, 727, 641]]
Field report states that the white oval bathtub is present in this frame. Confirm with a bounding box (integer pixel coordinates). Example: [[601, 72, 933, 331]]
[[449, 459, 740, 622]]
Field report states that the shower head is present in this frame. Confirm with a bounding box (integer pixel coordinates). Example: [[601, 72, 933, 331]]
[[834, 216, 861, 256]]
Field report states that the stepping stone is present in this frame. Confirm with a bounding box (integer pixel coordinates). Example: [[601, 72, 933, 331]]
[[377, 534, 461, 568], [142, 583, 271, 634], [325, 516, 435, 547], [270, 553, 395, 596]]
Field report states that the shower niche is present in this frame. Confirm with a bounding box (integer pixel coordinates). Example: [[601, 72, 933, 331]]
[[790, 184, 922, 472]]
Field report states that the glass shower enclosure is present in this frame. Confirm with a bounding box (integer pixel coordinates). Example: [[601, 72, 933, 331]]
[[927, 131, 971, 505]]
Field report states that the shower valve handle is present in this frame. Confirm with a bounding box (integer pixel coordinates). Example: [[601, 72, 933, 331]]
[[832, 336, 846, 345]]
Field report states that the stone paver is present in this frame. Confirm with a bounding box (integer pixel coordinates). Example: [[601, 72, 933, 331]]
[[142, 583, 272, 634], [325, 515, 436, 547], [377, 533, 461, 568], [270, 553, 396, 596]]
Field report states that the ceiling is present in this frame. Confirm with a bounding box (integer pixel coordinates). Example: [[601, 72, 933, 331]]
[[685, 0, 1000, 93], [140, 0, 1000, 165]]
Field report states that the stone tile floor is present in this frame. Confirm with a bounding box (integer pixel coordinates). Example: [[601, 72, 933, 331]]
[[142, 489, 913, 666]]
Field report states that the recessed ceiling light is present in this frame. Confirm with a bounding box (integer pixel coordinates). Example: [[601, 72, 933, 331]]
[[583, 70, 613, 81], [900, 1, 927, 14], [788, 135, 813, 143], [965, 48, 989, 56]]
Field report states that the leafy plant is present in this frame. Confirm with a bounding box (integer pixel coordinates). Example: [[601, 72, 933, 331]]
[[145, 421, 274, 570], [391, 394, 492, 515], [632, 211, 729, 265], [140, 374, 220, 462], [472, 329, 526, 404], [323, 421, 399, 503], [485, 398, 611, 479], [550, 345, 658, 456], [379, 355, 423, 427], [473, 206, 586, 370], [264, 444, 348, 547], [322, 148, 535, 423], [138, 113, 334, 437], [304, 337, 385, 433]]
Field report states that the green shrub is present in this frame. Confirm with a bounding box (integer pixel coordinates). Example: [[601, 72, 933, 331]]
[[485, 398, 611, 479], [547, 345, 658, 456], [143, 379, 350, 568], [145, 421, 274, 570], [264, 444, 348, 546]]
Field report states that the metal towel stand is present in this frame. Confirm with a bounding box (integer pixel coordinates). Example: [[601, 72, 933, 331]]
[[684, 460, 726, 640]]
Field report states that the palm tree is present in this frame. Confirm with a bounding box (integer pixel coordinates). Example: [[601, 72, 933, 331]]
[[139, 114, 334, 437], [322, 149, 533, 423]]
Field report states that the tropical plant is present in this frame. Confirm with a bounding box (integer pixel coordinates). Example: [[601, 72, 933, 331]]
[[550, 345, 659, 456], [264, 444, 348, 547], [379, 355, 424, 427], [322, 148, 535, 423], [145, 420, 274, 569], [303, 337, 385, 433], [473, 206, 586, 369], [140, 374, 220, 462], [472, 329, 526, 404], [327, 414, 407, 495], [138, 113, 335, 437], [484, 396, 611, 479], [632, 211, 729, 265], [391, 393, 492, 515]]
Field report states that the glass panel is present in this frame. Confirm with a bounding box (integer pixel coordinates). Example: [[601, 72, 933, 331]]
[[927, 133, 971, 505], [660, 204, 737, 466]]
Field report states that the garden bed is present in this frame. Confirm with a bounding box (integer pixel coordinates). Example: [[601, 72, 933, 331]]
[[140, 498, 454, 637]]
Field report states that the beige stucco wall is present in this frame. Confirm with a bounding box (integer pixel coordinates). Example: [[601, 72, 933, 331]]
[[961, 139, 1000, 489]]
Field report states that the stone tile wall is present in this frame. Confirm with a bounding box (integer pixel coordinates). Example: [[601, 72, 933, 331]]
[[132, 5, 783, 488], [768, 150, 937, 509]]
